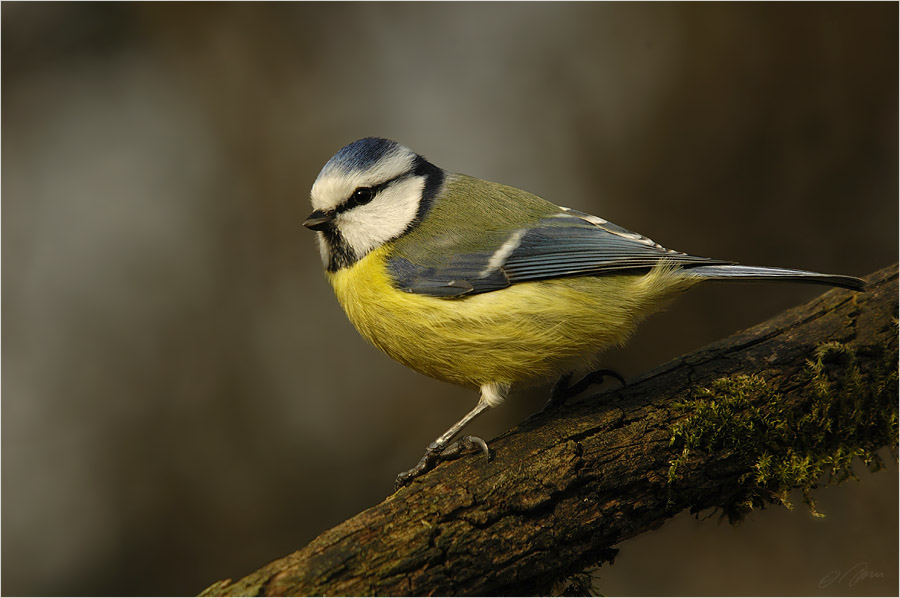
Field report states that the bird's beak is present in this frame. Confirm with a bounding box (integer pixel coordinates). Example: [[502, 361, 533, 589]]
[[303, 210, 334, 231]]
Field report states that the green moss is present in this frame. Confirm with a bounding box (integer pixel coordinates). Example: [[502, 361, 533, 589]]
[[668, 337, 898, 521]]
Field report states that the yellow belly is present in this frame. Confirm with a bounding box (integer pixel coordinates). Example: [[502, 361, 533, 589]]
[[326, 246, 696, 388]]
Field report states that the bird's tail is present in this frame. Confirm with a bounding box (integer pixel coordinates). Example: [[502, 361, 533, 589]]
[[685, 264, 865, 291]]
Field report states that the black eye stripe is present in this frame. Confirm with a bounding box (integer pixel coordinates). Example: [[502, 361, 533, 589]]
[[334, 173, 411, 214]]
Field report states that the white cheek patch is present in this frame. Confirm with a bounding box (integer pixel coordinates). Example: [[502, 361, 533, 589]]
[[337, 176, 425, 257]]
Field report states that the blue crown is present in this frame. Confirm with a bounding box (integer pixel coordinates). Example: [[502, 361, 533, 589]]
[[323, 137, 403, 174]]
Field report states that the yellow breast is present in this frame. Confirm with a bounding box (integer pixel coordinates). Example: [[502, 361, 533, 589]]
[[326, 246, 696, 389]]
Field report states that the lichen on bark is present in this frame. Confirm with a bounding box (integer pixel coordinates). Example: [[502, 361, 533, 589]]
[[668, 332, 899, 521]]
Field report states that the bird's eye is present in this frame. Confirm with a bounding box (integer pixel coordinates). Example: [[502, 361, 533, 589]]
[[352, 187, 375, 206]]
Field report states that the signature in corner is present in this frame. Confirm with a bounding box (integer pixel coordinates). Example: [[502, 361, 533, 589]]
[[819, 562, 885, 588]]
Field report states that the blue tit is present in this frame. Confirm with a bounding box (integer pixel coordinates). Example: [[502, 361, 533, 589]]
[[303, 137, 865, 487]]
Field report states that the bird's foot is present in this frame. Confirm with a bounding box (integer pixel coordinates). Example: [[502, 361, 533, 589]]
[[545, 369, 626, 410], [394, 435, 491, 490]]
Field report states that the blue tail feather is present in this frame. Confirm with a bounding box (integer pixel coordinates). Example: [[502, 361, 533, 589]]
[[685, 264, 865, 291]]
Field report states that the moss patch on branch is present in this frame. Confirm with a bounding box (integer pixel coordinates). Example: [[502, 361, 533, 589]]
[[668, 336, 899, 522]]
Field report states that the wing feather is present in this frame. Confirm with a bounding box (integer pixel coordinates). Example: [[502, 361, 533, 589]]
[[387, 209, 728, 297]]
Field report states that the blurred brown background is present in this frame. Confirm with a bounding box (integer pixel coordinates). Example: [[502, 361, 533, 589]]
[[2, 2, 897, 596]]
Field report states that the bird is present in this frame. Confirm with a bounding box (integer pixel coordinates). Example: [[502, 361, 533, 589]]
[[303, 137, 865, 488]]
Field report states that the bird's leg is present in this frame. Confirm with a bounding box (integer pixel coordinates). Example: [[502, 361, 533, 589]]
[[395, 383, 507, 489], [545, 369, 626, 410], [394, 402, 490, 489]]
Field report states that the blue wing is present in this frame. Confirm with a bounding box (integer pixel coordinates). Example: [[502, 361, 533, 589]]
[[387, 209, 730, 298]]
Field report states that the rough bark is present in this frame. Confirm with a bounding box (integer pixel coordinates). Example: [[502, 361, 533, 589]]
[[200, 264, 898, 597]]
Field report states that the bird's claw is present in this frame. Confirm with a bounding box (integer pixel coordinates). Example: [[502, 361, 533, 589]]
[[394, 435, 491, 490], [443, 435, 491, 460]]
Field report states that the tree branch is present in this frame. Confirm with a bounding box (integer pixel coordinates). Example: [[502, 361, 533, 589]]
[[201, 264, 898, 597]]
